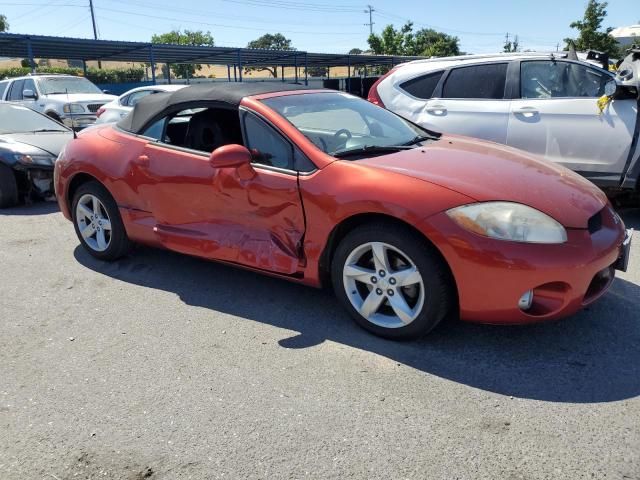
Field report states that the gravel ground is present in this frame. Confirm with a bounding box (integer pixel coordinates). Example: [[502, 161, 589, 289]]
[[0, 202, 639, 480]]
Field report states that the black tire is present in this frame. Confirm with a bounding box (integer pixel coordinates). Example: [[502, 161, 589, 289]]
[[71, 181, 131, 261], [0, 163, 19, 208], [331, 223, 455, 340]]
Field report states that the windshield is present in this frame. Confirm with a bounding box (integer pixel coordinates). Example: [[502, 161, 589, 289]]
[[0, 104, 69, 134], [39, 76, 103, 95], [262, 92, 435, 157]]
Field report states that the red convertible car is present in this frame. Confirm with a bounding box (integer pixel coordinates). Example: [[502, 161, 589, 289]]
[[54, 84, 633, 339]]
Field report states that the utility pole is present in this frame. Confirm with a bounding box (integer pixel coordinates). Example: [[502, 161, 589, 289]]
[[89, 0, 101, 68], [364, 5, 375, 35]]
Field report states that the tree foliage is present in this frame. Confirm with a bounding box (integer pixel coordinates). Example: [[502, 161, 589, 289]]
[[564, 1, 620, 56], [0, 14, 8, 32], [151, 30, 214, 78], [245, 33, 294, 78], [367, 22, 460, 57]]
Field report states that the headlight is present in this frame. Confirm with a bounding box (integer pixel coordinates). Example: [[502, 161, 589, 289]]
[[63, 103, 85, 113], [446, 202, 567, 244], [14, 154, 56, 166]]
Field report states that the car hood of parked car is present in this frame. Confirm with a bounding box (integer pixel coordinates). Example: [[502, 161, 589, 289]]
[[0, 131, 73, 159], [358, 135, 608, 229], [43, 93, 117, 103]]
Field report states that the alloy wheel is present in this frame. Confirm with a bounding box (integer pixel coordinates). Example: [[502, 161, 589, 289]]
[[75, 193, 112, 252]]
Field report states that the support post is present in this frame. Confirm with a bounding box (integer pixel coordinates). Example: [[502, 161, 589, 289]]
[[237, 50, 243, 82], [167, 63, 171, 84], [281, 65, 285, 83], [26, 39, 35, 73], [149, 45, 156, 84], [294, 54, 298, 84], [233, 64, 237, 82], [304, 52, 308, 86], [82, 60, 88, 77], [347, 55, 351, 93], [227, 65, 231, 82]]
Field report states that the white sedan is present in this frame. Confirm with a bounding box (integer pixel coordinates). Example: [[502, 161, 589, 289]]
[[95, 84, 186, 124], [368, 52, 640, 196]]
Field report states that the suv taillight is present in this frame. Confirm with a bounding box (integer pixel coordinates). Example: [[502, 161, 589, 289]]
[[367, 66, 400, 108], [96, 106, 105, 118]]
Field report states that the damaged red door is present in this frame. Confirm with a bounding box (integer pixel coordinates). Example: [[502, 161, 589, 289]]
[[136, 137, 305, 275]]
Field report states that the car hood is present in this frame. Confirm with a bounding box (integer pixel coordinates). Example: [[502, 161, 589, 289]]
[[358, 136, 608, 228], [0, 131, 73, 157], [43, 93, 117, 103]]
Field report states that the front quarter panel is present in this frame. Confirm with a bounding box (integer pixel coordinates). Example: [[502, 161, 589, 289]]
[[300, 159, 474, 285]]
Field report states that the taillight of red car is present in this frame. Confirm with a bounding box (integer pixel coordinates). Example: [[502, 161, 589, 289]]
[[96, 106, 105, 118], [367, 66, 400, 108]]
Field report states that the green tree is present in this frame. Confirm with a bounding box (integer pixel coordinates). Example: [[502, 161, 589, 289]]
[[151, 29, 214, 79], [367, 22, 459, 57], [348, 48, 363, 55], [564, 1, 620, 56], [0, 14, 8, 32], [503, 34, 520, 52], [245, 33, 294, 78]]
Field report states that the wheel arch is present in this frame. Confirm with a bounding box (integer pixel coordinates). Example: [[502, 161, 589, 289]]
[[66, 172, 103, 211], [318, 212, 458, 304]]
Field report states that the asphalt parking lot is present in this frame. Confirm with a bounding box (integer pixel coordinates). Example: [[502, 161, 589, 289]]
[[1, 202, 639, 480]]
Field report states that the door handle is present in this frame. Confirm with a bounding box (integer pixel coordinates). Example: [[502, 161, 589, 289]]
[[426, 105, 447, 115], [513, 107, 539, 117], [135, 154, 150, 166]]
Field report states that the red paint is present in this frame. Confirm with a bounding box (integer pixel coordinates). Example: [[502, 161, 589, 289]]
[[55, 90, 627, 325]]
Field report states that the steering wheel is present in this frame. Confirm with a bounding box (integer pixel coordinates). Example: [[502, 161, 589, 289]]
[[333, 128, 352, 148]]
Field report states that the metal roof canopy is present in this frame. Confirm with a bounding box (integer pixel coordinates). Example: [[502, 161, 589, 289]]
[[0, 33, 422, 68]]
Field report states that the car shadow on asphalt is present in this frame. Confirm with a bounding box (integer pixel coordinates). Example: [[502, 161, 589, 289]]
[[0, 201, 59, 216], [71, 207, 640, 404]]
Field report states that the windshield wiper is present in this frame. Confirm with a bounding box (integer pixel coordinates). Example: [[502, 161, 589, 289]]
[[31, 129, 67, 133], [400, 135, 435, 146], [333, 145, 414, 158]]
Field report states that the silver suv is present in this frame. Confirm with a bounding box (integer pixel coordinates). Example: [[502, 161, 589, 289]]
[[0, 74, 116, 129]]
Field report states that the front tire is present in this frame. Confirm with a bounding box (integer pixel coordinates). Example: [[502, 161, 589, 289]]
[[71, 181, 131, 261], [331, 223, 454, 340], [0, 163, 19, 208]]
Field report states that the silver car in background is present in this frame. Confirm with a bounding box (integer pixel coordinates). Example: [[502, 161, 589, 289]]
[[368, 51, 640, 200], [95, 84, 186, 124]]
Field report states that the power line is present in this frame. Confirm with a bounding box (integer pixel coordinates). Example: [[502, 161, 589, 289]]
[[94, 5, 365, 36]]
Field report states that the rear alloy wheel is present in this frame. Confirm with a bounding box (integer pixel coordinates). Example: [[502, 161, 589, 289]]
[[332, 224, 454, 340], [72, 181, 131, 260], [0, 163, 19, 208]]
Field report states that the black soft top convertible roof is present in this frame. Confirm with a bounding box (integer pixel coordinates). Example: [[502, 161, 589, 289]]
[[117, 82, 318, 133]]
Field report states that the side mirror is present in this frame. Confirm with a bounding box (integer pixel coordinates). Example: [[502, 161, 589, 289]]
[[22, 89, 37, 100], [604, 78, 618, 97], [102, 89, 111, 94], [209, 144, 252, 168]]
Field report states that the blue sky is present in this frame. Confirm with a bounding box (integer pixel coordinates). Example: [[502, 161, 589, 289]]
[[2, 0, 637, 54]]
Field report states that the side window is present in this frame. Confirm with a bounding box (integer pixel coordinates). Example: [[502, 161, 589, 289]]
[[243, 112, 293, 170], [520, 61, 611, 99], [0, 82, 8, 99], [128, 90, 154, 107], [399, 70, 444, 99], [442, 63, 508, 99], [120, 94, 131, 107], [141, 118, 166, 140], [22, 79, 36, 99], [7, 79, 25, 101]]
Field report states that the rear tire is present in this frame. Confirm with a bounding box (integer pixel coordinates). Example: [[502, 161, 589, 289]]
[[71, 181, 131, 261], [331, 223, 454, 340], [0, 163, 19, 208]]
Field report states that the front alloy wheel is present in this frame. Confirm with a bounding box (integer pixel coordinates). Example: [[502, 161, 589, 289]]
[[332, 223, 454, 340], [75, 193, 112, 252]]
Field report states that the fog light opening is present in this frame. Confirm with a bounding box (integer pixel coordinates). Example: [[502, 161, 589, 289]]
[[518, 290, 534, 311]]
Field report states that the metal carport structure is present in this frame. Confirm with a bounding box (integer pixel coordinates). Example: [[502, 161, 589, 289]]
[[0, 33, 425, 85]]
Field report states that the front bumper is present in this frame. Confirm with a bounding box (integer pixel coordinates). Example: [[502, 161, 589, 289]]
[[13, 163, 54, 196], [422, 206, 629, 324], [61, 114, 98, 130]]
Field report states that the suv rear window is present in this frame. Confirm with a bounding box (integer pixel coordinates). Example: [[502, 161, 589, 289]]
[[399, 71, 443, 99], [442, 63, 508, 99]]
